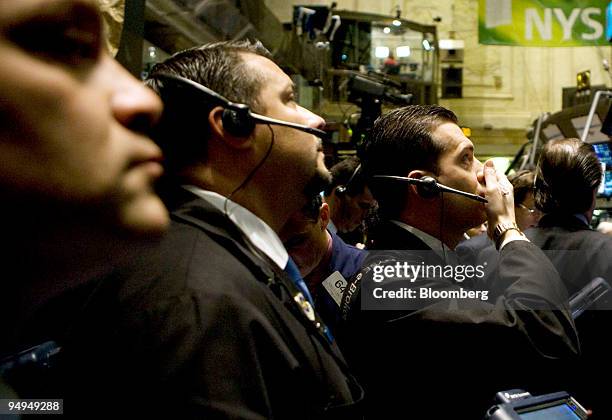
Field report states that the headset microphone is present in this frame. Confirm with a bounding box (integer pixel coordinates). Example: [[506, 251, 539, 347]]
[[153, 73, 329, 140], [373, 175, 488, 203]]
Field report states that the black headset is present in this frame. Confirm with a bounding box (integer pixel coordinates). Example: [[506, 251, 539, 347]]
[[373, 175, 488, 203], [335, 164, 362, 196], [153, 73, 329, 140]]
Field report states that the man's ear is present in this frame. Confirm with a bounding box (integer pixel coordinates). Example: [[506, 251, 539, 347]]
[[319, 202, 330, 231], [407, 169, 431, 180], [208, 106, 252, 149], [406, 170, 431, 196]]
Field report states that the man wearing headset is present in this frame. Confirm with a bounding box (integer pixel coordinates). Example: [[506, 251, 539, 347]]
[[324, 156, 376, 242], [337, 105, 579, 418], [49, 41, 363, 418]]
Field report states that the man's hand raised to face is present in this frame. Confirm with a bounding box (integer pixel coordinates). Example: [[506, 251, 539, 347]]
[[480, 160, 527, 247]]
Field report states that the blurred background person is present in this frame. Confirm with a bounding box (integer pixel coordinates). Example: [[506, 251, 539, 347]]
[[457, 169, 541, 265], [528, 138, 611, 296], [280, 194, 366, 332], [382, 52, 399, 75], [527, 138, 612, 417], [512, 169, 543, 231], [323, 156, 376, 245]]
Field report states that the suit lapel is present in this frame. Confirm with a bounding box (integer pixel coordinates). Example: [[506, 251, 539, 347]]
[[168, 188, 347, 360]]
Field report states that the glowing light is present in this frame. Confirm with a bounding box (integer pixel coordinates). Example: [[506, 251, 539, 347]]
[[375, 46, 390, 58], [383, 27, 391, 34], [396, 46, 411, 57]]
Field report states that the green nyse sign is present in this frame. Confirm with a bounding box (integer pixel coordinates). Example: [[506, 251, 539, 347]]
[[479, 0, 609, 46]]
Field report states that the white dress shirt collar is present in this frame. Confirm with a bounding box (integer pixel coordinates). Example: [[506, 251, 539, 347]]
[[183, 185, 289, 269]]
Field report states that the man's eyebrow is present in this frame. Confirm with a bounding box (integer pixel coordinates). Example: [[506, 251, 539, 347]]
[[283, 82, 297, 95]]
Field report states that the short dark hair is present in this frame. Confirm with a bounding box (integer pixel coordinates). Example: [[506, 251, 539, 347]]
[[508, 170, 535, 206], [301, 194, 323, 222], [360, 105, 458, 217], [145, 40, 272, 174], [324, 156, 365, 196], [534, 138, 602, 215]]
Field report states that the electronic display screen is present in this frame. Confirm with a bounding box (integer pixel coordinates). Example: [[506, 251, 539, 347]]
[[519, 402, 581, 419], [593, 142, 612, 197], [593, 142, 612, 166]]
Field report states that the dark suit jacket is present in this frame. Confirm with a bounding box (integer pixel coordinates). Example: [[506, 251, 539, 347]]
[[338, 220, 579, 419], [526, 214, 612, 417], [11, 187, 363, 419], [526, 213, 612, 296], [455, 233, 493, 267]]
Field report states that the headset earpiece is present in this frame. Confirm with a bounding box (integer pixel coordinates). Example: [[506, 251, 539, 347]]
[[335, 163, 361, 197], [335, 185, 347, 196], [221, 106, 255, 137], [415, 176, 440, 199]]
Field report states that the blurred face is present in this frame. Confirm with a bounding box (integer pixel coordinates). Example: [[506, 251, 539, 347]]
[[280, 210, 329, 277], [335, 186, 376, 233], [0, 0, 168, 236], [243, 53, 331, 199], [433, 122, 487, 231], [515, 191, 542, 230], [465, 222, 487, 238]]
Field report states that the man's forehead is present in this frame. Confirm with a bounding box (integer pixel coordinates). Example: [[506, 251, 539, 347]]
[[240, 52, 293, 90], [0, 0, 91, 25], [432, 121, 474, 154]]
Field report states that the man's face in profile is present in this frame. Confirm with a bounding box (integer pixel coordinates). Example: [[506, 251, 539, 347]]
[[335, 186, 376, 233], [433, 122, 487, 231], [241, 52, 331, 202], [280, 204, 330, 277], [0, 0, 168, 236]]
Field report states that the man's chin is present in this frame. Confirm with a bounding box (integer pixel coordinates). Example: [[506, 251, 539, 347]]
[[117, 196, 169, 239]]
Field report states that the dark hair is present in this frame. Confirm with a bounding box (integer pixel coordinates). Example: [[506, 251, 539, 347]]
[[534, 138, 602, 215], [324, 156, 365, 196], [301, 194, 323, 222], [360, 105, 458, 217], [508, 170, 535, 206], [145, 40, 272, 174]]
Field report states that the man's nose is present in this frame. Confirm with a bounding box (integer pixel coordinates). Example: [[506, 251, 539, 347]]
[[110, 60, 163, 134], [475, 159, 486, 183], [299, 105, 326, 130]]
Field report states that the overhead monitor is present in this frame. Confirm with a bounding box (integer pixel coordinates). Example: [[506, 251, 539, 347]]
[[542, 124, 565, 142], [571, 114, 609, 143]]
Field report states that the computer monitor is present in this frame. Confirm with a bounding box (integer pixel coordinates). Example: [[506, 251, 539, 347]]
[[592, 141, 612, 197]]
